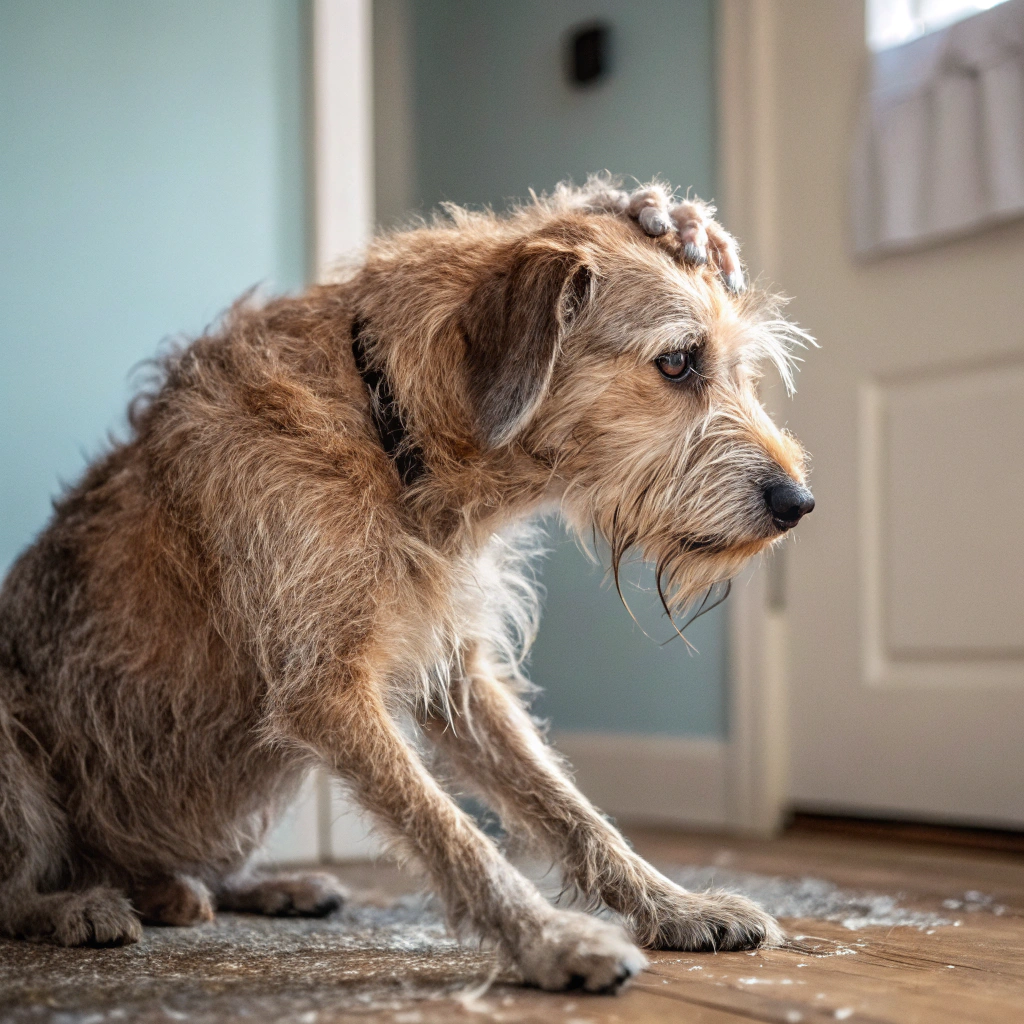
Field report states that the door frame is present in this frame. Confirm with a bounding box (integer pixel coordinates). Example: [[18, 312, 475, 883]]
[[312, 0, 377, 860], [312, 0, 374, 278], [719, 0, 790, 834], [266, 0, 376, 864]]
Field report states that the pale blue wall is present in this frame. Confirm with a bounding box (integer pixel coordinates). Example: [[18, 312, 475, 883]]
[[411, 0, 716, 211], [0, 0, 309, 573], [534, 530, 728, 736], [409, 0, 728, 737]]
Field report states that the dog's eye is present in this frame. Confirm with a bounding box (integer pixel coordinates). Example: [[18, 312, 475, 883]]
[[655, 350, 693, 381]]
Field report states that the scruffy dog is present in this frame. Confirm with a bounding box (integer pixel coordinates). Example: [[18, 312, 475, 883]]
[[0, 179, 814, 992]]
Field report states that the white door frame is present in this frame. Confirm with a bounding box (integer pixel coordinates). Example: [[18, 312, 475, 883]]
[[265, 0, 376, 865], [312, 0, 374, 279], [719, 0, 789, 835], [312, 0, 378, 860]]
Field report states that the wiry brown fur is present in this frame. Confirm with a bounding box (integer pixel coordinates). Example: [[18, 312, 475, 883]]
[[0, 177, 811, 991]]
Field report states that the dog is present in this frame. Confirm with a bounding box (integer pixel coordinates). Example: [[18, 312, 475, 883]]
[[0, 177, 813, 992]]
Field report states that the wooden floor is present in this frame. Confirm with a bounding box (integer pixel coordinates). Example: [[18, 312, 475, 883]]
[[2, 825, 1022, 1023], [339, 826, 1024, 1023], [357, 825, 1024, 1024], [605, 827, 1024, 1024]]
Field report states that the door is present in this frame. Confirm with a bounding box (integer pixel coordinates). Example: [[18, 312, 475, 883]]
[[769, 2, 1024, 827]]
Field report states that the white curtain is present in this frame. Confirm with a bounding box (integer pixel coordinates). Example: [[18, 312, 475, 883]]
[[852, 0, 1024, 255]]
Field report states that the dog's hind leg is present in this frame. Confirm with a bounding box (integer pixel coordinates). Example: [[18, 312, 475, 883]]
[[425, 651, 782, 953], [0, 691, 141, 946], [216, 870, 346, 917], [131, 874, 215, 926], [290, 681, 646, 993]]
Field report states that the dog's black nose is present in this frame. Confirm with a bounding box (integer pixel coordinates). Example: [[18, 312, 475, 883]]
[[765, 480, 815, 529]]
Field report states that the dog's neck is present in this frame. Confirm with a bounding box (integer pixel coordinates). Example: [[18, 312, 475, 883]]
[[349, 318, 557, 550], [351, 320, 426, 487]]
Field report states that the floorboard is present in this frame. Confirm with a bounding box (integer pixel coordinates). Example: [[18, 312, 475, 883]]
[[1, 826, 1021, 1022]]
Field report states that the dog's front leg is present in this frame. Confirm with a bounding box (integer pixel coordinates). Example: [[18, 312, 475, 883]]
[[289, 680, 645, 992], [427, 652, 782, 952]]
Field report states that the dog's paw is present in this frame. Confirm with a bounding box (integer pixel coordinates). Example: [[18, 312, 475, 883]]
[[626, 186, 745, 293], [569, 180, 745, 291], [133, 874, 215, 927], [515, 910, 647, 993], [34, 887, 142, 947], [672, 201, 745, 293], [218, 871, 347, 917], [635, 888, 783, 952]]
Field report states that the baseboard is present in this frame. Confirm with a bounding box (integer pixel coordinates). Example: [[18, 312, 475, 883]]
[[552, 731, 730, 829], [260, 773, 321, 865], [263, 732, 730, 865], [261, 772, 380, 865]]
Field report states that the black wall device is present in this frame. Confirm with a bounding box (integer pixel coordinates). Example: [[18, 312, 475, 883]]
[[567, 23, 610, 87]]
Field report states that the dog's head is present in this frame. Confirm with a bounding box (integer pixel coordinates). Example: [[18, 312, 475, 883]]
[[458, 185, 814, 614]]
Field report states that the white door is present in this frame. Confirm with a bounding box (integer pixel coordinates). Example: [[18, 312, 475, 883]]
[[763, 2, 1024, 828]]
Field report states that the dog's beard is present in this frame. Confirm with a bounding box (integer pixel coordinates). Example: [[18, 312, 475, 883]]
[[648, 536, 770, 618], [601, 492, 779, 637]]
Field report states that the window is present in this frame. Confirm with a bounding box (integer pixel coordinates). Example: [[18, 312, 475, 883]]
[[854, 0, 1024, 256], [867, 0, 1012, 50]]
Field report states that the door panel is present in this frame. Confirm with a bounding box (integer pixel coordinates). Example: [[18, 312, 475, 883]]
[[868, 360, 1024, 681]]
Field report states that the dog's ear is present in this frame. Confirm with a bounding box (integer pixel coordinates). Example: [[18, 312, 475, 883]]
[[462, 242, 593, 448]]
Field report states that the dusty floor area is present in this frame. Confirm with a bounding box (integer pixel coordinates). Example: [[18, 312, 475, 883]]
[[2, 828, 1022, 1023]]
